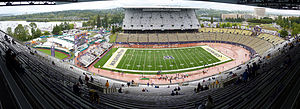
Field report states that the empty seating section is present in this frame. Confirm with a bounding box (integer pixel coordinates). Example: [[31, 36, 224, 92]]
[[128, 34, 138, 42], [78, 43, 112, 67], [115, 28, 287, 55], [148, 34, 159, 42], [168, 34, 178, 42], [116, 34, 128, 42], [138, 34, 148, 42], [258, 33, 285, 46], [158, 34, 169, 42], [123, 8, 200, 30], [177, 33, 188, 41]]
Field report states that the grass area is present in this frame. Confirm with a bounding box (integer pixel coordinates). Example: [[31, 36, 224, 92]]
[[37, 49, 69, 60], [140, 78, 150, 80], [95, 46, 232, 74], [117, 47, 220, 71], [260, 24, 279, 31], [248, 23, 261, 27], [109, 33, 117, 43], [93, 48, 118, 68]]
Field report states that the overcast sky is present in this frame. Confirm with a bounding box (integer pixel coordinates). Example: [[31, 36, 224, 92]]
[[0, 0, 299, 16]]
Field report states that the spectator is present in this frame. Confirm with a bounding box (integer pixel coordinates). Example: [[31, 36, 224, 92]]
[[171, 91, 175, 96], [79, 76, 83, 84], [90, 76, 94, 82], [105, 80, 109, 88], [73, 83, 80, 96], [205, 95, 214, 109], [127, 81, 130, 87], [85, 74, 89, 83], [118, 87, 123, 93], [89, 89, 95, 102], [94, 92, 99, 104], [142, 88, 145, 92], [243, 70, 248, 82]]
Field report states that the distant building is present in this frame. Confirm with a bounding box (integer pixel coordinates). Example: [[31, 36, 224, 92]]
[[221, 14, 243, 19], [254, 8, 266, 19], [221, 14, 254, 20]]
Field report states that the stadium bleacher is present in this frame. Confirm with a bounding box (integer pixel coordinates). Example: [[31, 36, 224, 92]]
[[116, 28, 284, 56], [123, 7, 200, 32], [78, 42, 112, 67]]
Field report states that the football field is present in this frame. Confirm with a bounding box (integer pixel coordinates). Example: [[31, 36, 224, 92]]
[[98, 45, 232, 74]]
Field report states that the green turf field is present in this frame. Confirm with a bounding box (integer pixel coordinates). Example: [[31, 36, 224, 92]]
[[96, 46, 232, 74], [37, 49, 69, 60]]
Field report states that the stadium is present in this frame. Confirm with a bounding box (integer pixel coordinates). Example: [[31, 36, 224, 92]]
[[80, 6, 284, 84], [0, 2, 300, 109]]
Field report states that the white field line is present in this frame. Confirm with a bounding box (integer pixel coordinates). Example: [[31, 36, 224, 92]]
[[170, 49, 180, 69], [132, 49, 139, 70], [194, 47, 210, 65], [183, 48, 202, 67], [175, 49, 190, 68]]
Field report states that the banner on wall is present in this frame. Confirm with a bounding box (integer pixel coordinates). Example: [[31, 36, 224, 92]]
[[51, 45, 55, 57]]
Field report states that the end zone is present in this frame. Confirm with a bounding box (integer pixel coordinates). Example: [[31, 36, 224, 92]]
[[103, 48, 127, 69]]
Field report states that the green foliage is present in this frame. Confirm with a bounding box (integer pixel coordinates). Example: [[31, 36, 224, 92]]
[[29, 22, 37, 28], [96, 15, 101, 28], [13, 24, 30, 41], [279, 29, 288, 38], [247, 18, 273, 24], [43, 31, 50, 35], [34, 28, 42, 38], [291, 23, 300, 36], [52, 22, 74, 35], [52, 24, 61, 35], [6, 27, 13, 36], [276, 16, 300, 36]]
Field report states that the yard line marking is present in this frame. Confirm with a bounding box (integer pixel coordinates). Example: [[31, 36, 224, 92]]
[[132, 49, 140, 70], [179, 48, 196, 67], [174, 49, 190, 68], [169, 49, 180, 69]]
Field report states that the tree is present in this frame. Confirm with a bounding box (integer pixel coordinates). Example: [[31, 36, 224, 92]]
[[29, 22, 37, 28], [96, 15, 101, 28], [102, 14, 109, 28], [52, 25, 61, 35], [43, 31, 50, 35], [291, 23, 300, 36], [6, 27, 13, 36], [201, 24, 204, 28], [210, 16, 214, 24], [14, 24, 29, 41], [279, 29, 288, 38], [69, 23, 74, 29], [34, 28, 42, 38]]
